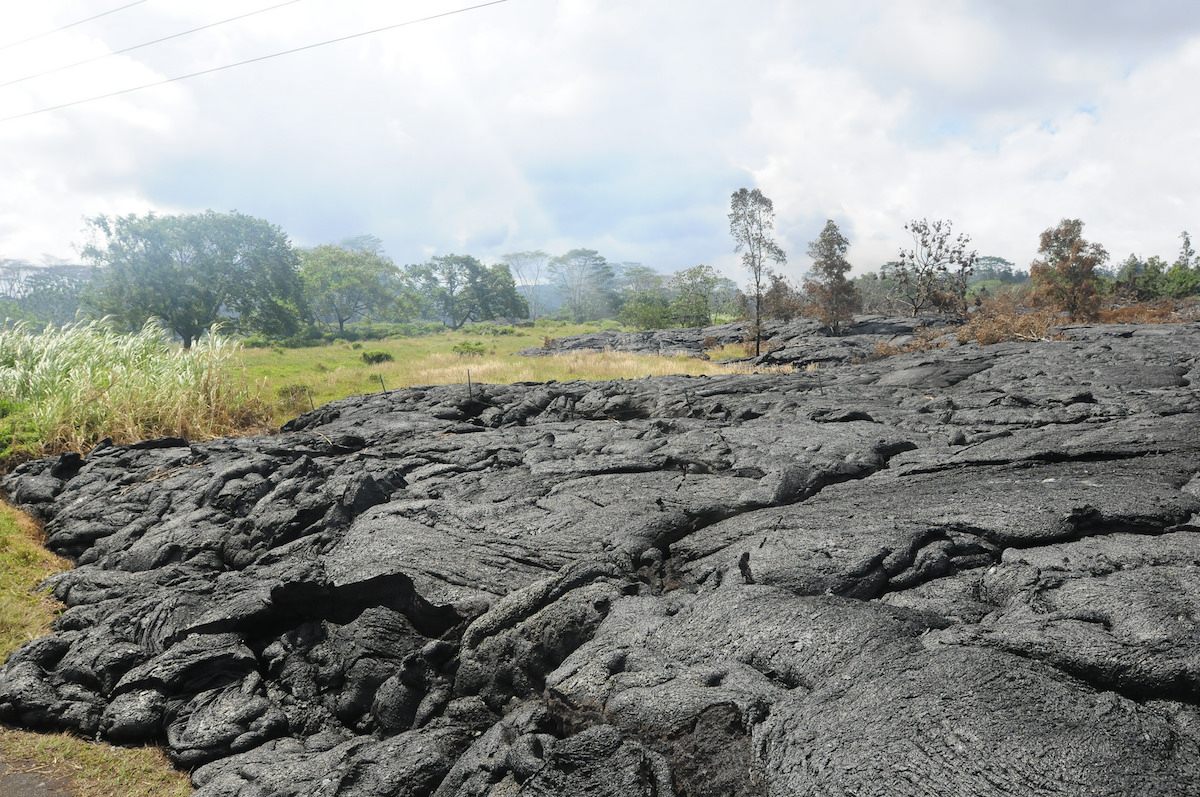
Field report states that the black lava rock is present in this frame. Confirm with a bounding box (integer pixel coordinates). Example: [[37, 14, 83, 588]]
[[3, 323, 1200, 796]]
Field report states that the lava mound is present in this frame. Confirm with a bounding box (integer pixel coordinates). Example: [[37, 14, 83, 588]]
[[3, 323, 1200, 796]]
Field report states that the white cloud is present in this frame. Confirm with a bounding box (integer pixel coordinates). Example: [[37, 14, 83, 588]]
[[0, 0, 1196, 282], [748, 25, 1200, 275]]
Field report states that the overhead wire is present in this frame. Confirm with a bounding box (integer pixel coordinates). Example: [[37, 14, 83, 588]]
[[0, 0, 511, 124], [0, 1, 150, 52], [0, 0, 306, 90]]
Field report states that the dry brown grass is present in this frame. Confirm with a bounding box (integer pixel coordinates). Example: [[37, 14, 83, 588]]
[[704, 342, 755, 360], [870, 324, 953, 358], [955, 294, 1063, 346], [1096, 300, 1178, 324], [705, 337, 787, 361], [957, 296, 1187, 346]]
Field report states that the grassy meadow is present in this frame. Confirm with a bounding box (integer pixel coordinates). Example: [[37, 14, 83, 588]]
[[0, 319, 750, 456], [242, 321, 737, 423]]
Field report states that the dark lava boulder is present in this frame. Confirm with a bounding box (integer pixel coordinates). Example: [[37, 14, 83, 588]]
[[2, 322, 1200, 796]]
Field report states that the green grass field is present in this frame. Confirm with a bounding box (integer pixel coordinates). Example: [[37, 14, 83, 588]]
[[240, 322, 737, 423]]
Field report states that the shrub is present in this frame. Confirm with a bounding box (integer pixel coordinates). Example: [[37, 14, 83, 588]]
[[1096, 300, 1176, 324], [956, 295, 1061, 345], [241, 334, 271, 348], [462, 322, 517, 336], [280, 330, 324, 348], [361, 350, 394, 365], [275, 383, 313, 412], [452, 341, 487, 357]]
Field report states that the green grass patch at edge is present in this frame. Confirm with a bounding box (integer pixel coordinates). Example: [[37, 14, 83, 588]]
[[0, 504, 190, 797]]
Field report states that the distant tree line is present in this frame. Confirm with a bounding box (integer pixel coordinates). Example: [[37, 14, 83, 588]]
[[2, 204, 1196, 344], [726, 187, 1200, 330], [0, 211, 742, 346], [495, 248, 741, 328], [0, 259, 92, 326]]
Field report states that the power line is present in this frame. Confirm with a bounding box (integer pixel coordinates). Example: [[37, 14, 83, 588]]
[[0, 0, 511, 124], [0, 1, 150, 53], [1, 0, 305, 90]]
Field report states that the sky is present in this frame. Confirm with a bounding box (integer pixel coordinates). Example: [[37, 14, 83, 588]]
[[0, 0, 1198, 282]]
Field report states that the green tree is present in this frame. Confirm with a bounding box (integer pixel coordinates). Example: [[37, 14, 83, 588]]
[[619, 293, 672, 329], [613, 263, 671, 328], [617, 263, 664, 296], [299, 245, 403, 334], [972, 256, 1023, 284], [1176, 231, 1197, 271], [853, 269, 899, 314], [339, 233, 386, 255], [83, 211, 305, 347], [669, 265, 719, 327], [1030, 219, 1107, 319], [802, 220, 859, 335], [893, 218, 977, 317], [18, 267, 90, 325], [709, 276, 743, 319], [1164, 231, 1200, 298], [1115, 254, 1168, 300], [409, 255, 527, 329], [0, 262, 90, 325], [1162, 263, 1200, 298], [477, 262, 528, 320], [729, 188, 786, 355]]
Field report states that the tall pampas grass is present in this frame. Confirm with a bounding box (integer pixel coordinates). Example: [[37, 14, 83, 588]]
[[0, 319, 270, 459]]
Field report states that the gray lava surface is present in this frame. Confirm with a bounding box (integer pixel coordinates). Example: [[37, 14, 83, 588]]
[[2, 322, 1200, 796], [521, 315, 951, 368]]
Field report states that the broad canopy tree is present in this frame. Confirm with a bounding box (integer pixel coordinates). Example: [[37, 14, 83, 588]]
[[615, 264, 725, 330], [0, 263, 90, 325], [409, 255, 527, 329], [83, 211, 306, 347], [299, 245, 404, 333]]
